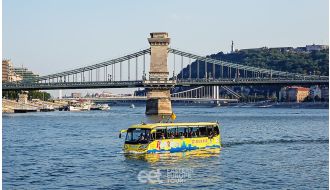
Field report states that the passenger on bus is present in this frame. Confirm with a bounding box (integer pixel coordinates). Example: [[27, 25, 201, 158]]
[[160, 133, 165, 140], [188, 131, 193, 137], [138, 133, 145, 141], [180, 132, 185, 139], [145, 133, 150, 140], [208, 131, 214, 138], [196, 129, 201, 136]]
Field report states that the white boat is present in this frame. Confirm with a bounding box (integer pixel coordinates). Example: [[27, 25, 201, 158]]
[[91, 104, 110, 110], [100, 104, 110, 110], [68, 106, 82, 112], [130, 104, 135, 109], [40, 105, 55, 112]]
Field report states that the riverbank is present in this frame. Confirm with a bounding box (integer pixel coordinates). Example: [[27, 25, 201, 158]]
[[2, 99, 68, 113], [3, 99, 328, 113]]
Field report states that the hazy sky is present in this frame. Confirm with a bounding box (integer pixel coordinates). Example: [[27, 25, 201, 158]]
[[2, 0, 329, 95]]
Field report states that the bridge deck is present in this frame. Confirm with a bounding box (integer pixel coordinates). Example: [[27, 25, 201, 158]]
[[3, 78, 328, 90]]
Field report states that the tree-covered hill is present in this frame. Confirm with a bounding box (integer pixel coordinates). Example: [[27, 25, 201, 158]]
[[178, 48, 329, 78]]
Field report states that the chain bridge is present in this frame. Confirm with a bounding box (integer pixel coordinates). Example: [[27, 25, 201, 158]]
[[3, 33, 328, 114]]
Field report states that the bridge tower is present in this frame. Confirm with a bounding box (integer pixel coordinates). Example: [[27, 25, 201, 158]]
[[145, 32, 174, 115]]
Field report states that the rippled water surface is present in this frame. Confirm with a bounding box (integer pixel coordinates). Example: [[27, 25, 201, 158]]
[[3, 107, 329, 189]]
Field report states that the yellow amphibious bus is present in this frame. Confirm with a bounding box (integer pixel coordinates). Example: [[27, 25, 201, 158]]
[[119, 122, 221, 154]]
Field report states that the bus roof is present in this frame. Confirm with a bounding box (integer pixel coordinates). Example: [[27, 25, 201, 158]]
[[128, 122, 218, 130]]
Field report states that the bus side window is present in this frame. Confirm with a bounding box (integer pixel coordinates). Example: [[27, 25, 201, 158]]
[[144, 129, 152, 140], [214, 126, 219, 135], [167, 128, 176, 139], [199, 127, 207, 137], [156, 129, 164, 139], [177, 127, 185, 138], [187, 127, 194, 137], [190, 127, 198, 138], [151, 132, 156, 140], [183, 127, 188, 137], [207, 126, 213, 136]]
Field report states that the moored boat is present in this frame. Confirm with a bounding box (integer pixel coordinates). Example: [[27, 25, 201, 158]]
[[14, 108, 37, 113], [119, 122, 221, 154], [40, 105, 55, 112], [90, 104, 110, 110], [67, 100, 91, 111], [68, 105, 82, 111]]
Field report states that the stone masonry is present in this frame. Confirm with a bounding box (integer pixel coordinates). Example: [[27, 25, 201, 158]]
[[145, 32, 173, 115]]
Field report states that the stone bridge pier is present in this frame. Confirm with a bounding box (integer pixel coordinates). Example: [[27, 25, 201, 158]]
[[145, 32, 175, 115]]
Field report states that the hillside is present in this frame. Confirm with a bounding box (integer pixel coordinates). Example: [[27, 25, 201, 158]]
[[178, 48, 329, 78]]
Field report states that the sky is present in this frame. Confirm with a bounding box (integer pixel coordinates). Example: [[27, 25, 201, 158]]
[[2, 0, 329, 96]]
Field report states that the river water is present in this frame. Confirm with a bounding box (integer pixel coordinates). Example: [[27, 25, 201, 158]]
[[2, 107, 329, 189]]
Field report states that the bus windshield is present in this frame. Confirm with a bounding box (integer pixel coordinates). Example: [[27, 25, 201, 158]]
[[125, 128, 151, 144]]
